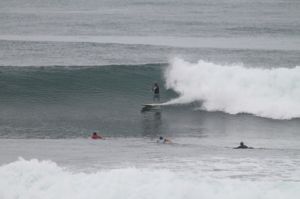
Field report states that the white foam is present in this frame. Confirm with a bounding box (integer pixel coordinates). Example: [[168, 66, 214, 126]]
[[164, 58, 300, 119], [0, 158, 299, 199]]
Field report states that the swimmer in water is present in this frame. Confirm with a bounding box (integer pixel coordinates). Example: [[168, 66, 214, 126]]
[[234, 141, 253, 149], [157, 136, 172, 144], [91, 132, 103, 140]]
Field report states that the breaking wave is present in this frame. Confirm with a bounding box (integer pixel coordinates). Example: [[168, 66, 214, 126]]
[[164, 58, 300, 119], [0, 159, 299, 199]]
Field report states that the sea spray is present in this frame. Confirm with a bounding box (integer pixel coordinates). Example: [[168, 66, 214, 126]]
[[164, 58, 300, 119]]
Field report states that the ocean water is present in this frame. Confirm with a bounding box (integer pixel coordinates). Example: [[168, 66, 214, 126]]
[[0, 0, 300, 198]]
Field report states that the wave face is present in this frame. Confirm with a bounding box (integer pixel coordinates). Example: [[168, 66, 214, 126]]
[[0, 159, 299, 199], [0, 63, 299, 138], [0, 64, 173, 138], [165, 58, 300, 119]]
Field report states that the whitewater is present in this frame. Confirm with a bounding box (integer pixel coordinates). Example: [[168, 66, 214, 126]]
[[164, 58, 300, 120], [0, 138, 299, 199], [1, 159, 299, 199]]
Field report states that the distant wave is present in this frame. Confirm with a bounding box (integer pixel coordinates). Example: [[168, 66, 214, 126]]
[[164, 58, 300, 120], [0, 63, 166, 69], [0, 159, 299, 199], [1, 35, 300, 50]]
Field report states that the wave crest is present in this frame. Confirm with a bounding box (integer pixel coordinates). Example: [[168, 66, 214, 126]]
[[164, 58, 300, 119]]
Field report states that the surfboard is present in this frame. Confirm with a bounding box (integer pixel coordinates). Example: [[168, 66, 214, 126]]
[[141, 103, 162, 112], [142, 103, 162, 107]]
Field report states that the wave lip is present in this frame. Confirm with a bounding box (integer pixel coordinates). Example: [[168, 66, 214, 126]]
[[164, 58, 300, 120]]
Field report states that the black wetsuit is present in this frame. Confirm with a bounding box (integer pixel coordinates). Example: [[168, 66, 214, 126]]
[[234, 145, 248, 149], [153, 86, 159, 94], [234, 144, 254, 149], [153, 85, 160, 101]]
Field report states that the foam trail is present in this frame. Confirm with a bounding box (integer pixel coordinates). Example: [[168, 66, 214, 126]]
[[164, 58, 300, 119], [0, 159, 299, 199]]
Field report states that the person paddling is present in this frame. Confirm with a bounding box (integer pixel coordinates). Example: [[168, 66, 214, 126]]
[[234, 141, 253, 149], [157, 136, 172, 144], [91, 132, 104, 140]]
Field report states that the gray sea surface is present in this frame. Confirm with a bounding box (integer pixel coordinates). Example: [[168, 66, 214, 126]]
[[0, 2, 299, 196]]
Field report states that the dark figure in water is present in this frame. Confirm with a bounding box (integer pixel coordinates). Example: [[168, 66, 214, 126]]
[[234, 141, 253, 149], [152, 83, 160, 102], [157, 136, 171, 144]]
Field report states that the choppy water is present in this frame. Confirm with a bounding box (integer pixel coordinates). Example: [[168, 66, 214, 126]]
[[0, 0, 300, 198]]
